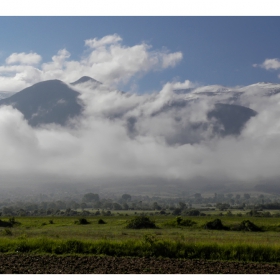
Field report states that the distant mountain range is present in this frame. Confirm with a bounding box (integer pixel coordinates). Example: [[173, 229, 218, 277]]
[[1, 76, 279, 142]]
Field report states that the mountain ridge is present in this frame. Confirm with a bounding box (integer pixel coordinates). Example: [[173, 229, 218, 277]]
[[0, 77, 273, 142]]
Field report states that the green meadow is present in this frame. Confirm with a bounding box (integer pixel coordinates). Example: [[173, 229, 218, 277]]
[[1, 215, 280, 262]]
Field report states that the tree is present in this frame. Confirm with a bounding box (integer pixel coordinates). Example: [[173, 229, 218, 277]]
[[121, 194, 131, 202], [178, 202, 187, 209], [194, 193, 202, 199], [103, 199, 113, 209], [80, 203, 87, 211], [69, 201, 79, 210], [113, 203, 122, 210], [172, 208, 182, 215], [216, 203, 230, 211], [55, 200, 66, 210], [152, 202, 161, 210], [82, 193, 100, 203], [187, 209, 200, 216], [227, 194, 234, 199], [122, 203, 129, 210]]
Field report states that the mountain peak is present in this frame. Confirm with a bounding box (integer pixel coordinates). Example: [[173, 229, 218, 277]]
[[0, 79, 82, 127], [70, 76, 102, 86]]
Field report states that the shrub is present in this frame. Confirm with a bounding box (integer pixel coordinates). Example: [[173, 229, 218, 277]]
[[232, 220, 262, 232], [172, 208, 181, 215], [0, 220, 12, 227], [180, 219, 197, 226], [176, 216, 196, 227], [204, 219, 229, 230], [75, 218, 90, 225], [126, 216, 157, 229], [187, 210, 200, 216], [98, 219, 106, 224]]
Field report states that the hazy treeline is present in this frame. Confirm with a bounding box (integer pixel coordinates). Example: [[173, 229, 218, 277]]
[[0, 191, 279, 217]]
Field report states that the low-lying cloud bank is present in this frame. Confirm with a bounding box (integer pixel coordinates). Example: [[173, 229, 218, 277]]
[[0, 79, 280, 190]]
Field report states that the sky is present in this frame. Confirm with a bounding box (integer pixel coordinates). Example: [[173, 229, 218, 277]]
[[1, 16, 280, 93], [1, 3, 280, 193]]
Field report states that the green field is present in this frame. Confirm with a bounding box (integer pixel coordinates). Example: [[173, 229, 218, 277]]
[[1, 215, 280, 262]]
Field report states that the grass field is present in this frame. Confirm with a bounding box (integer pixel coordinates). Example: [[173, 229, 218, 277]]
[[1, 215, 280, 262]]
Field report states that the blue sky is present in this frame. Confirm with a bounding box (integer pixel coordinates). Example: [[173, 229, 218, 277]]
[[1, 16, 280, 93]]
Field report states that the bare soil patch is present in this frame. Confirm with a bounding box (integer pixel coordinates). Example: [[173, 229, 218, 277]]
[[0, 254, 280, 274]]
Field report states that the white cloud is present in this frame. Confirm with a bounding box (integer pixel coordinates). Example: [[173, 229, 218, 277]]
[[161, 52, 183, 68], [162, 80, 195, 91], [85, 34, 122, 48], [0, 34, 183, 92], [259, 58, 280, 70], [6, 52, 42, 65]]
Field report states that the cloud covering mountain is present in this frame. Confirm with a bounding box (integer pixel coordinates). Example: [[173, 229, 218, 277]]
[[0, 34, 280, 192], [0, 75, 279, 191]]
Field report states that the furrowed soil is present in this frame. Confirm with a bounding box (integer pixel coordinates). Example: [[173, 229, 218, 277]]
[[0, 254, 280, 274]]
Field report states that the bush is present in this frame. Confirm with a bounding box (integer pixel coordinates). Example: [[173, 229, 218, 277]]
[[98, 219, 106, 224], [176, 216, 196, 227], [204, 219, 229, 230], [0, 220, 12, 227], [232, 220, 262, 232], [172, 208, 181, 215], [187, 210, 200, 216], [75, 218, 90, 225], [126, 216, 157, 229], [0, 217, 20, 227]]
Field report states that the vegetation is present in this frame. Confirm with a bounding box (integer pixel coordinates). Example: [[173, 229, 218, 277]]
[[205, 219, 229, 230], [1, 190, 280, 218], [74, 218, 90, 225], [97, 218, 106, 224], [126, 216, 157, 229], [0, 234, 280, 262], [232, 220, 262, 232], [0, 214, 278, 262], [1, 190, 280, 263]]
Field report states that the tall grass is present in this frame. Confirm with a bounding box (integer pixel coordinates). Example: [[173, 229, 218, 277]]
[[0, 237, 280, 262], [1, 215, 280, 262]]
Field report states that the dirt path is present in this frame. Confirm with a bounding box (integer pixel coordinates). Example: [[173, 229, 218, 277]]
[[0, 254, 279, 274]]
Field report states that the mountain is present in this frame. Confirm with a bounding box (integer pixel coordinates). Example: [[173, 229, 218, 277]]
[[0, 79, 83, 127], [0, 77, 275, 141], [70, 76, 102, 86], [0, 91, 15, 100], [208, 103, 257, 136]]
